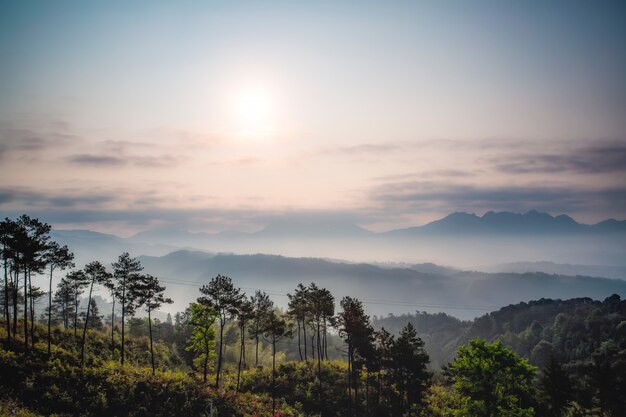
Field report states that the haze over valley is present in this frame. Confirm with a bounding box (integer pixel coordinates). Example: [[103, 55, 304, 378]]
[[44, 209, 626, 318]]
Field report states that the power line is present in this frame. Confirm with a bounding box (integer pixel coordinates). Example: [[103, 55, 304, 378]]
[[158, 278, 498, 312]]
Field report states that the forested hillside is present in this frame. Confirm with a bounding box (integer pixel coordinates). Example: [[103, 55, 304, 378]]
[[1, 215, 625, 416]]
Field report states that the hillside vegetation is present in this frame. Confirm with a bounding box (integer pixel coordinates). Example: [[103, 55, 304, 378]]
[[1, 215, 625, 416]]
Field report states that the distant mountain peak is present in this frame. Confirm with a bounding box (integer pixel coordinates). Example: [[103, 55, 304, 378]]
[[387, 209, 624, 236]]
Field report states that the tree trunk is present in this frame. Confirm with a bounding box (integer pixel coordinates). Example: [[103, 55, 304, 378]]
[[399, 370, 404, 417], [317, 317, 321, 360], [347, 342, 352, 417], [297, 319, 303, 361], [110, 297, 115, 353], [80, 280, 94, 366], [376, 369, 381, 407], [74, 291, 79, 338], [29, 271, 34, 348], [12, 266, 18, 336], [354, 367, 359, 417], [242, 331, 247, 369], [215, 316, 224, 389], [64, 292, 69, 329], [272, 336, 276, 415], [23, 269, 28, 349], [203, 332, 209, 383], [318, 330, 324, 417], [3, 254, 10, 342], [255, 326, 260, 366], [365, 372, 370, 416], [121, 276, 126, 365], [303, 316, 307, 361], [237, 325, 244, 391], [149, 308, 155, 375], [47, 265, 53, 355], [323, 316, 328, 360]]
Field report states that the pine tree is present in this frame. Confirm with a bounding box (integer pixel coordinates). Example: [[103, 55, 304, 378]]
[[65, 270, 89, 338], [43, 242, 74, 355], [235, 296, 254, 391], [54, 277, 75, 330], [287, 283, 309, 361], [390, 322, 431, 414], [111, 252, 143, 365], [250, 290, 273, 366], [338, 296, 375, 417], [262, 309, 293, 415], [134, 274, 172, 375], [80, 261, 112, 366], [198, 274, 243, 389], [16, 215, 51, 348]]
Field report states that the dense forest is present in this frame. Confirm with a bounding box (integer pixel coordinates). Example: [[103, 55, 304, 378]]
[[1, 215, 625, 416]]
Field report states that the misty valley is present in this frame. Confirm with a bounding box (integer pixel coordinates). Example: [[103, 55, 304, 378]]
[[1, 213, 625, 417]]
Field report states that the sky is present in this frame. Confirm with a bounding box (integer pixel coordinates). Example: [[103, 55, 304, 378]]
[[1, 0, 625, 235]]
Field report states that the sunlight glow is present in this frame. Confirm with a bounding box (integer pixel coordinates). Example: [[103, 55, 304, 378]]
[[233, 87, 276, 140]]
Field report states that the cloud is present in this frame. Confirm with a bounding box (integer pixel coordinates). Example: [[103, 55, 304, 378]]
[[0, 187, 117, 208], [0, 125, 81, 157], [310, 142, 404, 159], [67, 154, 126, 166], [368, 180, 626, 217], [0, 185, 370, 233], [129, 155, 180, 168], [333, 143, 402, 154], [66, 153, 179, 168], [490, 140, 626, 174]]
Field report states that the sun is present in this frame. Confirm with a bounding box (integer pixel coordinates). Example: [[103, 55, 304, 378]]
[[233, 87, 276, 140]]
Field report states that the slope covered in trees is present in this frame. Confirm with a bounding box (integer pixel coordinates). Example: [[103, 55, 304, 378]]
[[1, 214, 625, 416]]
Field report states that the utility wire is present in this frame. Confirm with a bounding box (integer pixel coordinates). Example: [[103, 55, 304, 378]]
[[157, 278, 498, 311]]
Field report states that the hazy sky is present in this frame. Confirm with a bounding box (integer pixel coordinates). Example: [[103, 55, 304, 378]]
[[1, 0, 625, 234]]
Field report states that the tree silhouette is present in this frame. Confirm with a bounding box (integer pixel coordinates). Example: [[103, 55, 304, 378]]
[[16, 215, 51, 348], [235, 295, 254, 391], [305, 283, 335, 414], [0, 218, 15, 342], [1, 218, 24, 338], [134, 274, 172, 375], [319, 287, 335, 360], [54, 276, 74, 329], [338, 296, 375, 417], [374, 327, 395, 408], [44, 242, 74, 356], [186, 302, 217, 383], [262, 309, 293, 415], [65, 270, 89, 338], [80, 261, 112, 366], [250, 290, 273, 366], [111, 252, 143, 365], [198, 274, 243, 389], [287, 283, 309, 361], [390, 322, 431, 414]]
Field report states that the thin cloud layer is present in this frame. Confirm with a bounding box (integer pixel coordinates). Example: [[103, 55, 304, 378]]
[[491, 140, 626, 174]]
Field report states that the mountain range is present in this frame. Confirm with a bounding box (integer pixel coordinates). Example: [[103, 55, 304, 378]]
[[126, 210, 626, 244], [50, 210, 626, 268], [384, 210, 626, 236]]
